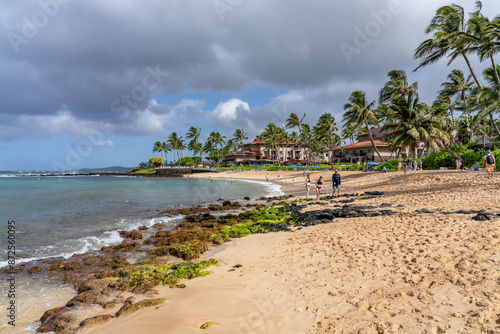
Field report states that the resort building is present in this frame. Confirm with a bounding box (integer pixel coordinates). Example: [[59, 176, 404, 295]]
[[223, 139, 307, 165], [324, 127, 394, 163]]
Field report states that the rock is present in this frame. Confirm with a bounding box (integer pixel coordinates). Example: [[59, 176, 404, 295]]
[[115, 301, 139, 317], [40, 306, 69, 324], [28, 266, 42, 274], [244, 196, 250, 200], [119, 230, 143, 240], [37, 311, 76, 333], [138, 225, 148, 230], [66, 290, 97, 307], [77, 278, 113, 294], [79, 314, 113, 330], [103, 302, 116, 309]]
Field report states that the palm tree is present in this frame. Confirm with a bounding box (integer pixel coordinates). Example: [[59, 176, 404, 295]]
[[476, 65, 500, 132], [383, 92, 450, 159], [379, 70, 418, 103], [285, 113, 306, 149], [260, 123, 282, 165], [341, 122, 357, 144], [299, 123, 312, 165], [414, 3, 482, 86], [203, 141, 215, 166], [186, 127, 202, 165], [343, 91, 385, 162], [438, 69, 475, 116], [232, 129, 248, 165], [433, 95, 458, 120], [167, 132, 185, 165], [152, 141, 168, 166], [316, 113, 340, 163], [208, 131, 226, 165]]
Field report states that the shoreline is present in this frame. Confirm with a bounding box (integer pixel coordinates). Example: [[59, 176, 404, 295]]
[[5, 170, 500, 333]]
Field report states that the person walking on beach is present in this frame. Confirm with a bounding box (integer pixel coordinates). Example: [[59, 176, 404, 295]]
[[419, 159, 423, 171], [315, 176, 326, 200], [413, 159, 417, 171], [266, 173, 269, 181], [398, 160, 402, 172], [483, 150, 496, 179], [332, 170, 341, 196], [305, 173, 311, 198], [402, 156, 408, 174]]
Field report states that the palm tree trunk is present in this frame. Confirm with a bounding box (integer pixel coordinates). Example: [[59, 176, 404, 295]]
[[463, 54, 483, 89], [436, 140, 460, 159], [364, 119, 385, 162]]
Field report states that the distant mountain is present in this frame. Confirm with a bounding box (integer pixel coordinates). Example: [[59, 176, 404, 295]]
[[78, 166, 137, 173]]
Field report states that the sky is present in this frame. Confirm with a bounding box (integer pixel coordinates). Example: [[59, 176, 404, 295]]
[[1, 0, 500, 170]]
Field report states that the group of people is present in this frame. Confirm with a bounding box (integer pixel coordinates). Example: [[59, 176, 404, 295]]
[[398, 157, 422, 174], [305, 170, 341, 200], [455, 150, 496, 179]]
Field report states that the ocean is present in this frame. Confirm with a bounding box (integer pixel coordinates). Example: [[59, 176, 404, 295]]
[[0, 172, 282, 267], [0, 172, 282, 331]]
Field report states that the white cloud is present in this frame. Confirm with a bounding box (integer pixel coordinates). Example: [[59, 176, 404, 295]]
[[212, 98, 250, 121]]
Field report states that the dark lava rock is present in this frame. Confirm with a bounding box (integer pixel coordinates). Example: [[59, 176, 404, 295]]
[[244, 196, 250, 200], [416, 208, 435, 214], [66, 290, 97, 307], [222, 200, 232, 206], [101, 242, 140, 253], [471, 213, 496, 221], [138, 225, 148, 230], [339, 198, 355, 203], [364, 191, 384, 196]]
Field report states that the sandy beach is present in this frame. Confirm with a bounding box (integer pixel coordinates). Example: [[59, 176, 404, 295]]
[[78, 170, 500, 333]]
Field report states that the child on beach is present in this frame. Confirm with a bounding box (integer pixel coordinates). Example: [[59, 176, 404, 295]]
[[315, 176, 327, 200]]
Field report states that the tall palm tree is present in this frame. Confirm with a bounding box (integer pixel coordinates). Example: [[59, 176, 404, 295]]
[[316, 113, 340, 163], [383, 92, 449, 159], [343, 91, 385, 162], [433, 95, 458, 120], [299, 123, 312, 165], [414, 3, 482, 86], [379, 70, 418, 103], [341, 122, 357, 144], [208, 131, 225, 165], [186, 127, 202, 165], [152, 141, 168, 165], [285, 113, 306, 149], [232, 129, 248, 165], [438, 69, 475, 116], [476, 65, 500, 130], [260, 123, 282, 165], [167, 132, 185, 165]]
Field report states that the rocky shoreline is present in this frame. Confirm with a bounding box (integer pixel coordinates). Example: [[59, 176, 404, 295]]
[[3, 189, 417, 334]]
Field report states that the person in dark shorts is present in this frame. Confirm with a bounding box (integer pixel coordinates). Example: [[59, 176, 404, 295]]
[[332, 170, 341, 196], [402, 156, 408, 174]]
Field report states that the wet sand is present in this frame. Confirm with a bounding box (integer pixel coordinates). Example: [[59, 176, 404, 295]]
[[18, 170, 500, 333]]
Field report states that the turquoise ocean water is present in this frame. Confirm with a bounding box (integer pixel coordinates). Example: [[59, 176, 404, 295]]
[[0, 172, 282, 267]]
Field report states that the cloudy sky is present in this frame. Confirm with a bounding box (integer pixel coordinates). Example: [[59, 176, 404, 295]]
[[1, 0, 499, 170]]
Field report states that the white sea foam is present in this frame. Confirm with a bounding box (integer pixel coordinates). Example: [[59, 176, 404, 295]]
[[0, 216, 184, 268]]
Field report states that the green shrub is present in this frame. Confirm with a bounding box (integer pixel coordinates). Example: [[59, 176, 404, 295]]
[[149, 157, 164, 167]]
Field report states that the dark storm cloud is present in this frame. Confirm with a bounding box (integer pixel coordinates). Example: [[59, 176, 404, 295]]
[[1, 0, 499, 139]]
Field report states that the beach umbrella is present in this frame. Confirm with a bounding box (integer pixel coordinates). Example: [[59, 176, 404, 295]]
[[289, 164, 296, 167], [312, 165, 319, 167], [367, 161, 378, 165], [297, 165, 303, 167]]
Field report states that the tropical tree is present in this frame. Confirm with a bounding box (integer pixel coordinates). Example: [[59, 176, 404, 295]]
[[285, 113, 306, 148], [341, 122, 357, 144], [383, 92, 450, 158], [232, 128, 248, 164], [379, 70, 418, 103], [152, 141, 168, 166], [414, 3, 482, 85], [300, 123, 312, 165], [260, 123, 282, 165], [203, 141, 216, 166], [343, 91, 385, 162], [207, 131, 226, 165], [186, 127, 202, 165], [167, 132, 185, 166], [438, 69, 475, 116], [316, 113, 340, 163]]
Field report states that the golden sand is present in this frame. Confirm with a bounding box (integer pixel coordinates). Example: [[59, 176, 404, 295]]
[[65, 170, 500, 333]]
